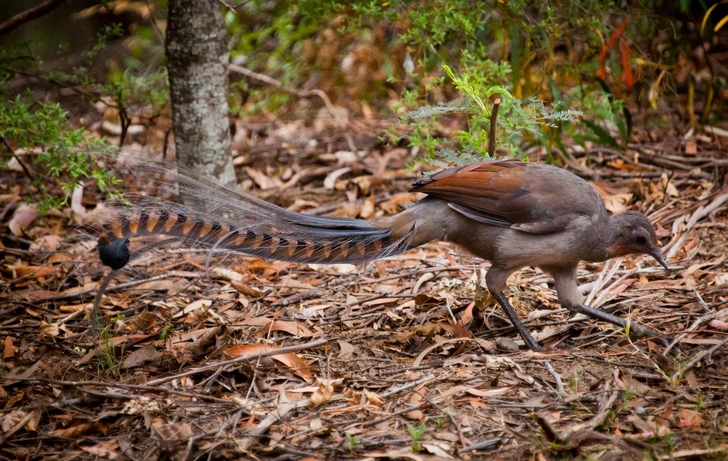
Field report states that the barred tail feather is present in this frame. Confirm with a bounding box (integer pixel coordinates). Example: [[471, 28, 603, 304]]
[[97, 204, 412, 270]]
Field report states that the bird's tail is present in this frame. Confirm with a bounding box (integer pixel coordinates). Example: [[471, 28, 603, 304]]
[[93, 155, 417, 270]]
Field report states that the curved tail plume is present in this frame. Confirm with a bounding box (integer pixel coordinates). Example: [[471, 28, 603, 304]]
[[92, 154, 415, 270]]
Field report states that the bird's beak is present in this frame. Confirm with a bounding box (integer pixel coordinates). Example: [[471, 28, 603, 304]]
[[648, 248, 670, 270]]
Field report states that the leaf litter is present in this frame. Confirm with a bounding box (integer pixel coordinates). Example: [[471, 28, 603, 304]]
[[1, 121, 728, 459]]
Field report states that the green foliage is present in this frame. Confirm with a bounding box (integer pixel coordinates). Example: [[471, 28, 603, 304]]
[[406, 422, 426, 452], [399, 65, 583, 162], [97, 324, 123, 378], [223, 0, 687, 161], [0, 95, 117, 213], [3, 22, 169, 146], [345, 433, 362, 453]]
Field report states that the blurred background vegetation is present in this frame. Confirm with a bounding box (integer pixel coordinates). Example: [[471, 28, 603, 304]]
[[1, 0, 727, 208]]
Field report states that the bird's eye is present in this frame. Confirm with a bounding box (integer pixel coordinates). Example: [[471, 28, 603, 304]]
[[635, 235, 647, 245]]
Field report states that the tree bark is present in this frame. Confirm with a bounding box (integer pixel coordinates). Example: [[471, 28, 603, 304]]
[[165, 0, 235, 186]]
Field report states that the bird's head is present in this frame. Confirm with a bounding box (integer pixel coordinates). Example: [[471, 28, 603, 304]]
[[606, 211, 669, 269]]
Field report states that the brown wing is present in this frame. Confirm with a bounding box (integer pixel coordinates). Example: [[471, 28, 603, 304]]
[[410, 160, 604, 234]]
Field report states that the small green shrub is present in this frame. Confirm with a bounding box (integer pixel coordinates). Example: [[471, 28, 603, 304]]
[[0, 95, 117, 213]]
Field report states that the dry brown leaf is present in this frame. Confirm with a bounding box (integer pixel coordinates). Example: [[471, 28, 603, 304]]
[[81, 439, 119, 459], [231, 280, 263, 298], [324, 167, 352, 189], [172, 299, 212, 319], [151, 416, 194, 440], [422, 442, 455, 459], [1, 409, 28, 432], [359, 194, 376, 219], [51, 422, 107, 438], [39, 322, 60, 340], [8, 204, 38, 236], [243, 317, 313, 337], [337, 340, 356, 359], [679, 409, 704, 428], [126, 310, 158, 332], [3, 265, 58, 279], [380, 192, 417, 215], [29, 235, 62, 251], [122, 346, 162, 369], [709, 319, 728, 330], [209, 267, 243, 282], [244, 167, 277, 190], [311, 378, 335, 406], [225, 344, 313, 382], [453, 319, 474, 339], [405, 409, 424, 420], [4, 336, 14, 361], [464, 398, 488, 410]]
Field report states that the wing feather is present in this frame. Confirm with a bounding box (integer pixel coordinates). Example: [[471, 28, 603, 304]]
[[411, 160, 604, 234]]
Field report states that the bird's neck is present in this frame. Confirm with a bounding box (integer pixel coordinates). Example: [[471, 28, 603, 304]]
[[583, 213, 621, 263]]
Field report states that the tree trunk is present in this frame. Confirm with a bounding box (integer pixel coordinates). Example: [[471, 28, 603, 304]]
[[165, 0, 235, 186]]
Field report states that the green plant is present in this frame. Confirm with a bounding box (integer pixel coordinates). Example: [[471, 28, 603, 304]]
[[159, 324, 173, 342], [0, 96, 117, 213], [695, 392, 705, 411], [345, 433, 362, 453], [97, 325, 123, 378], [407, 422, 426, 453]]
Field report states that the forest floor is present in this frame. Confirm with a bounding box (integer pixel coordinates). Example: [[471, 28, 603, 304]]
[[2, 115, 728, 460]]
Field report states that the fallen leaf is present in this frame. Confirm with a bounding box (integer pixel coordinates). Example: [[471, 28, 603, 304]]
[[172, 299, 212, 319], [4, 336, 14, 361], [122, 346, 162, 369], [243, 317, 313, 337], [244, 167, 277, 190], [324, 167, 352, 189], [225, 344, 312, 382], [81, 439, 119, 459], [359, 194, 375, 219], [151, 416, 194, 440], [29, 235, 62, 251], [311, 378, 335, 406], [679, 409, 704, 428], [422, 442, 454, 459], [230, 281, 263, 298], [39, 322, 60, 340], [337, 340, 356, 359], [1, 410, 28, 432], [8, 204, 38, 236], [51, 422, 107, 438]]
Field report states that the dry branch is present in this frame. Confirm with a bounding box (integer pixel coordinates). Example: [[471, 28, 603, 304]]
[[229, 63, 345, 127], [0, 0, 67, 36]]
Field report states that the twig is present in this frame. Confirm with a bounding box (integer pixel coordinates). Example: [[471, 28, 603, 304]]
[[458, 438, 502, 453], [145, 338, 329, 386], [12, 377, 243, 404], [0, 0, 67, 36], [544, 361, 566, 397], [183, 408, 244, 461], [229, 64, 344, 127], [1, 139, 34, 181], [380, 373, 436, 398], [487, 98, 501, 156], [672, 337, 728, 382]]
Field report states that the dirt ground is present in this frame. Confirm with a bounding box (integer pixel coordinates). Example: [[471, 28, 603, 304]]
[[2, 120, 728, 460]]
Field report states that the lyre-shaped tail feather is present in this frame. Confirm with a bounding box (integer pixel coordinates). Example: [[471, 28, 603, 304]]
[[97, 205, 410, 269], [91, 153, 416, 270]]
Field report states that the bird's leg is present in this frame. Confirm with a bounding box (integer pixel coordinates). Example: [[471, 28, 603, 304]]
[[486, 268, 544, 352], [549, 264, 672, 347], [490, 291, 544, 352], [569, 304, 671, 347]]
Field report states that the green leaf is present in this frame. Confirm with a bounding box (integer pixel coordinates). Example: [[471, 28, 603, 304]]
[[583, 120, 620, 149]]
